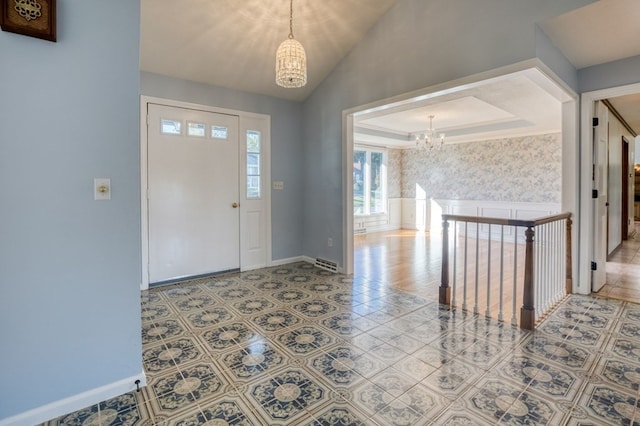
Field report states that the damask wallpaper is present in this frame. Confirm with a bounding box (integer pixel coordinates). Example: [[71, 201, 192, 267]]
[[387, 148, 402, 198], [397, 133, 562, 203]]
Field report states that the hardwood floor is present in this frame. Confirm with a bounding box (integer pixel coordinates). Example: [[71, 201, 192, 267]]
[[599, 222, 640, 304], [354, 229, 525, 324], [355, 226, 640, 326], [354, 230, 442, 297]]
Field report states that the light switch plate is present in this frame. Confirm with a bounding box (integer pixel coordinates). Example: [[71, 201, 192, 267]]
[[94, 178, 111, 200], [272, 181, 284, 190]]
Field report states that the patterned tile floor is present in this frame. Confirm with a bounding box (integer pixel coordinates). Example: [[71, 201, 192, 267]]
[[43, 262, 640, 425]]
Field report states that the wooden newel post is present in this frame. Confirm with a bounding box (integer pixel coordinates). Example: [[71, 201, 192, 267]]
[[520, 226, 535, 330], [565, 217, 573, 294], [440, 218, 451, 305]]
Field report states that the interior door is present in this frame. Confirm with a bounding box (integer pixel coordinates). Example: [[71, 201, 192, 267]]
[[622, 138, 629, 240], [147, 104, 240, 283], [592, 100, 608, 292]]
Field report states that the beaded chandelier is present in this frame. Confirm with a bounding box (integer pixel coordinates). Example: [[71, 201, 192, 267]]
[[275, 0, 307, 88]]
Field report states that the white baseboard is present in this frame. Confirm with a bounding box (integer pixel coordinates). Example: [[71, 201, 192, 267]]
[[301, 256, 316, 265], [270, 256, 307, 266], [0, 372, 146, 426], [241, 262, 268, 272]]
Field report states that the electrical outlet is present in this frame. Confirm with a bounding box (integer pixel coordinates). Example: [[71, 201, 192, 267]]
[[328, 238, 333, 247]]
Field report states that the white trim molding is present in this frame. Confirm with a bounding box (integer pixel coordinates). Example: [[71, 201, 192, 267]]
[[578, 82, 640, 296], [0, 373, 146, 426], [342, 59, 579, 287], [267, 256, 307, 267]]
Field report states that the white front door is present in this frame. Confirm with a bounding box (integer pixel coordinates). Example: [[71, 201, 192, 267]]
[[147, 104, 240, 283], [592, 100, 608, 292]]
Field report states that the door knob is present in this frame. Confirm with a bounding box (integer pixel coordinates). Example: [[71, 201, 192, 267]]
[[232, 202, 239, 208]]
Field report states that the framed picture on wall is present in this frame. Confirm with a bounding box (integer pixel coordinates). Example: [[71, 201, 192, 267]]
[[0, 0, 56, 42]]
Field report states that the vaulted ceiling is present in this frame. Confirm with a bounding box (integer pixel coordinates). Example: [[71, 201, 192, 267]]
[[140, 0, 398, 102], [141, 0, 640, 141]]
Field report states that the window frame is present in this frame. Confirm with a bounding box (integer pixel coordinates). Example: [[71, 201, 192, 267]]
[[353, 145, 387, 216]]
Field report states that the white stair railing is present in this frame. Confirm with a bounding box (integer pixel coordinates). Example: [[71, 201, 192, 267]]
[[440, 213, 572, 330]]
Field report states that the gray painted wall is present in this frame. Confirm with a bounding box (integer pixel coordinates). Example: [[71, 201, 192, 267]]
[[140, 72, 304, 260], [0, 2, 142, 421], [578, 55, 640, 93], [534, 26, 579, 91], [301, 0, 596, 266]]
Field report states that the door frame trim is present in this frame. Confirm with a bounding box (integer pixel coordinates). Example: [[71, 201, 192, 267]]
[[140, 96, 272, 290], [622, 136, 629, 242], [342, 59, 578, 286], [579, 82, 640, 295]]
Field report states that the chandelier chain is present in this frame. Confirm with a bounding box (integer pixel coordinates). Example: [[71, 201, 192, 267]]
[[289, 0, 294, 39]]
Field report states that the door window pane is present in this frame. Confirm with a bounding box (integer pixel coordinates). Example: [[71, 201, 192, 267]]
[[187, 122, 206, 137], [161, 119, 181, 135], [247, 131, 261, 199], [247, 153, 260, 175], [247, 176, 260, 199], [212, 126, 229, 139], [247, 132, 260, 153]]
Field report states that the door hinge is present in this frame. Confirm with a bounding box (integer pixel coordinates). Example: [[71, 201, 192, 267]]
[[592, 189, 598, 198], [591, 261, 597, 271], [593, 117, 599, 127]]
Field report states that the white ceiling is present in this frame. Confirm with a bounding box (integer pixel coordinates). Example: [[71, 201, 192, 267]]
[[140, 0, 640, 139], [538, 0, 640, 70], [539, 0, 640, 136], [608, 94, 640, 135], [355, 71, 563, 148], [140, 0, 398, 102]]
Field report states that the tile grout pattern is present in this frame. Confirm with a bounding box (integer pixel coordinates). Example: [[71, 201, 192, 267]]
[[42, 262, 640, 425]]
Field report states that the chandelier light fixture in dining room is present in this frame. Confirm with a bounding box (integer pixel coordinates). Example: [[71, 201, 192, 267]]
[[415, 115, 445, 151], [275, 0, 307, 88]]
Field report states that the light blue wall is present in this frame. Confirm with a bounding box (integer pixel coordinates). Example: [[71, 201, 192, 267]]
[[140, 72, 304, 260], [535, 26, 579, 91], [301, 0, 596, 265], [0, 2, 142, 421], [578, 55, 640, 93]]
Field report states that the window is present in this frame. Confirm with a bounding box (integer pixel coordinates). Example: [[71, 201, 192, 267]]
[[247, 130, 261, 199], [212, 125, 229, 140], [353, 147, 386, 215], [187, 122, 206, 137], [161, 119, 181, 135]]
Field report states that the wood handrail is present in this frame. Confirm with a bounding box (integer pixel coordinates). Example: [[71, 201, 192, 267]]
[[441, 212, 571, 228]]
